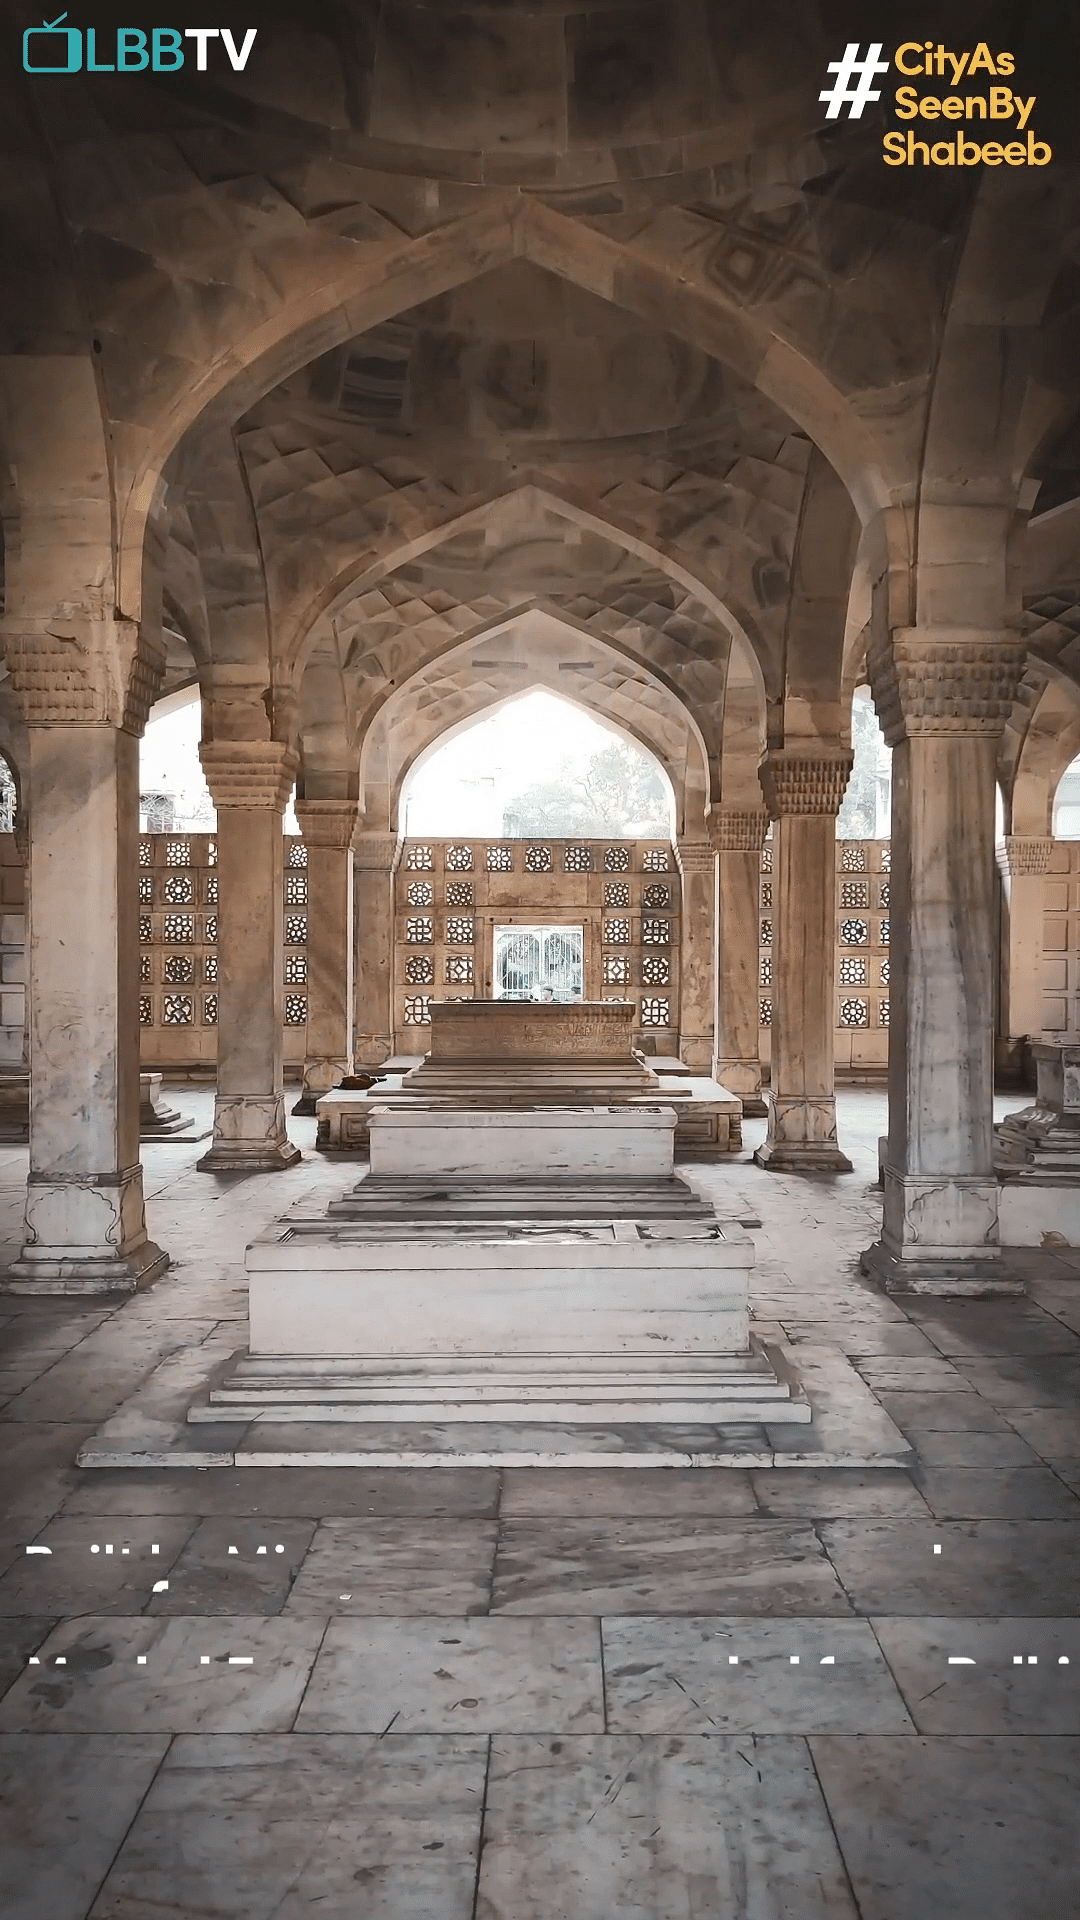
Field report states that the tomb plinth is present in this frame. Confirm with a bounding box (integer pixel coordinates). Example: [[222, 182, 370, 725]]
[[316, 1000, 742, 1157], [996, 1038, 1080, 1245]]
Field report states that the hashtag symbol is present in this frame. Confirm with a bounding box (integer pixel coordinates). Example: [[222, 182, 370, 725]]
[[819, 43, 889, 119]]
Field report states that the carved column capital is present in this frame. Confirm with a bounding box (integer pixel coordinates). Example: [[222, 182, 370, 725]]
[[759, 747, 854, 820], [867, 626, 1026, 746], [295, 800, 359, 851], [674, 837, 715, 877], [352, 831, 401, 872], [198, 740, 299, 812], [1001, 835, 1054, 878], [1, 604, 166, 734], [706, 806, 770, 852]]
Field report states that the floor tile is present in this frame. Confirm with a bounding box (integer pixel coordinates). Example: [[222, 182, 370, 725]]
[[476, 1734, 859, 1917], [0, 1732, 169, 1920], [820, 1518, 1080, 1613], [1000, 1405, 1080, 1460], [88, 1733, 486, 1919], [0, 1513, 197, 1614], [0, 1615, 326, 1732], [854, 1358, 973, 1391], [811, 1735, 1080, 1918], [870, 1617, 1080, 1732], [875, 1392, 1015, 1433], [911, 1467, 1080, 1518], [147, 1516, 316, 1614], [781, 1322, 940, 1357], [603, 1617, 914, 1732], [904, 1428, 1041, 1467], [62, 1465, 500, 1517], [0, 1617, 55, 1700], [282, 1519, 497, 1615], [498, 1468, 758, 1517], [954, 1353, 1080, 1408], [491, 1519, 852, 1615], [296, 1615, 603, 1733], [749, 1469, 927, 1517], [0, 1423, 90, 1517], [901, 1300, 1080, 1357]]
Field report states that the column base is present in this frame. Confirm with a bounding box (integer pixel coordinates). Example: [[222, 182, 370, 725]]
[[139, 1072, 194, 1139], [860, 1239, 1024, 1297], [2, 1238, 168, 1297], [754, 1139, 854, 1173], [197, 1095, 301, 1174], [754, 1094, 852, 1173], [292, 1057, 351, 1117], [714, 1059, 767, 1117]]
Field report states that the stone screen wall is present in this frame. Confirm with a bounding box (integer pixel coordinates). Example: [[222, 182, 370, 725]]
[[759, 837, 891, 1074], [393, 838, 681, 1055], [0, 835, 26, 1067], [1041, 840, 1080, 1031], [137, 832, 309, 1070]]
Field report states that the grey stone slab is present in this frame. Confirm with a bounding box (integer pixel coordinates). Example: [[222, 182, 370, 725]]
[[820, 1519, 1080, 1613], [476, 1733, 859, 1917], [853, 1357, 974, 1392], [62, 1465, 500, 1517], [906, 1428, 1042, 1467], [603, 1617, 914, 1733], [0, 1732, 169, 1920], [870, 1617, 1080, 1733], [1024, 1277, 1080, 1336], [499, 1468, 759, 1517], [749, 1469, 928, 1518], [296, 1615, 603, 1733], [282, 1518, 498, 1615], [955, 1353, 1080, 1408], [901, 1299, 1080, 1357], [875, 1392, 1015, 1434], [1000, 1405, 1080, 1460], [811, 1735, 1080, 1918], [0, 1617, 54, 1700], [780, 1321, 940, 1357], [0, 1514, 196, 1615], [0, 1615, 326, 1732], [0, 1422, 89, 1516], [146, 1516, 316, 1614], [911, 1467, 1080, 1518], [88, 1732, 486, 1920], [491, 1519, 852, 1615]]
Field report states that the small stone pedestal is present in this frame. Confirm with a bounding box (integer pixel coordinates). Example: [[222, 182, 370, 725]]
[[139, 1073, 194, 1140], [996, 1039, 1080, 1247]]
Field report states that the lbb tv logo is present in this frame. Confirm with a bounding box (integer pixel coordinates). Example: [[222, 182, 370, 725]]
[[23, 13, 258, 73]]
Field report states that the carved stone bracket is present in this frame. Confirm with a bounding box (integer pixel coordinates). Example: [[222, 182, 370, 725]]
[[867, 626, 1027, 746], [353, 832, 402, 872], [295, 800, 359, 851], [758, 748, 854, 820], [2, 601, 166, 734], [199, 740, 299, 813], [706, 806, 769, 852], [674, 838, 715, 877], [1000, 835, 1053, 879]]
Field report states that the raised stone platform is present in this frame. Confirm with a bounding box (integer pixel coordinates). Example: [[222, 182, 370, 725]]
[[996, 1038, 1080, 1247]]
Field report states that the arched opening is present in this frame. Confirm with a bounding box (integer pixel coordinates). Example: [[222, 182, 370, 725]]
[[400, 689, 676, 841], [1053, 753, 1080, 838], [0, 752, 17, 834], [836, 686, 891, 839]]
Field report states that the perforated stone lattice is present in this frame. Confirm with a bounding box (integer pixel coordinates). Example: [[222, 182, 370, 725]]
[[139, 955, 151, 983], [287, 843, 307, 869], [564, 846, 591, 871], [163, 913, 195, 945], [445, 955, 472, 985], [760, 883, 772, 909], [760, 956, 772, 986], [203, 955, 218, 983], [643, 849, 669, 871], [879, 882, 890, 909], [403, 995, 432, 1024], [139, 876, 153, 903], [405, 917, 433, 943], [880, 999, 890, 1026], [164, 954, 195, 985], [760, 847, 773, 874], [605, 847, 631, 872], [839, 997, 869, 1027], [880, 919, 890, 945], [525, 846, 552, 872], [640, 998, 671, 1026], [203, 994, 218, 1025], [284, 915, 307, 945], [839, 955, 867, 985], [407, 881, 434, 907], [604, 919, 631, 945], [205, 875, 218, 904], [445, 882, 473, 908], [204, 915, 218, 942], [642, 919, 671, 944], [138, 841, 153, 869], [165, 840, 191, 868], [879, 958, 890, 986], [641, 955, 670, 986], [881, 847, 891, 872], [284, 954, 307, 984], [162, 993, 194, 1025], [405, 846, 434, 871], [285, 874, 307, 904], [405, 955, 434, 985], [760, 919, 772, 945], [445, 917, 474, 944], [840, 919, 869, 946], [487, 846, 513, 872], [140, 914, 153, 944], [603, 956, 630, 984], [841, 846, 867, 872], [445, 845, 473, 871], [284, 994, 307, 1026], [840, 881, 868, 909], [642, 884, 670, 910], [139, 996, 153, 1025], [605, 883, 630, 909]]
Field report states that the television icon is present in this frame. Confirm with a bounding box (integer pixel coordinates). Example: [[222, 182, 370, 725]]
[[23, 13, 83, 73]]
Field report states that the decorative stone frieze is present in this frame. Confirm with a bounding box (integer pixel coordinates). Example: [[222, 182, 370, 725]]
[[199, 741, 299, 813], [706, 807, 769, 852], [758, 748, 853, 820], [2, 604, 166, 735], [295, 800, 359, 851], [867, 627, 1027, 746], [1000, 835, 1053, 879]]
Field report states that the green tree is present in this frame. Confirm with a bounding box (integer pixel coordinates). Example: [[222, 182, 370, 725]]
[[502, 737, 672, 837]]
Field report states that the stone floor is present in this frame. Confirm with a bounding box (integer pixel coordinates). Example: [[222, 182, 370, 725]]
[[1, 1088, 1078, 1918]]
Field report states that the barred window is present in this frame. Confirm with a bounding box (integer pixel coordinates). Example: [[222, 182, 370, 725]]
[[163, 913, 195, 944], [642, 884, 670, 910], [162, 993, 194, 1025], [643, 848, 669, 871], [446, 882, 473, 908], [165, 839, 191, 868], [840, 881, 868, 909], [406, 917, 433, 943], [446, 955, 473, 985], [203, 994, 218, 1025], [445, 917, 474, 945], [284, 954, 307, 984], [605, 847, 631, 872], [487, 846, 513, 872], [287, 842, 307, 868], [139, 995, 154, 1025], [603, 956, 630, 985], [525, 845, 552, 872], [285, 874, 307, 904], [840, 918, 869, 946], [403, 995, 432, 1024], [839, 955, 867, 986], [284, 915, 307, 945], [840, 845, 867, 873], [405, 955, 434, 985], [641, 955, 670, 986], [564, 845, 591, 872], [839, 997, 869, 1027], [445, 845, 473, 871], [640, 998, 671, 1026], [642, 919, 671, 944], [284, 994, 307, 1026], [604, 919, 631, 945], [605, 883, 630, 909], [139, 876, 154, 904], [163, 953, 195, 985]]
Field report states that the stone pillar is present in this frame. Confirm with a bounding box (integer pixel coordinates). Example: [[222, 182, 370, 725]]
[[709, 806, 768, 1114], [754, 748, 854, 1173], [0, 603, 169, 1291], [354, 832, 399, 1066], [862, 626, 1027, 1294], [675, 837, 716, 1073], [197, 742, 301, 1173], [999, 835, 1052, 1075], [293, 800, 357, 1112]]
